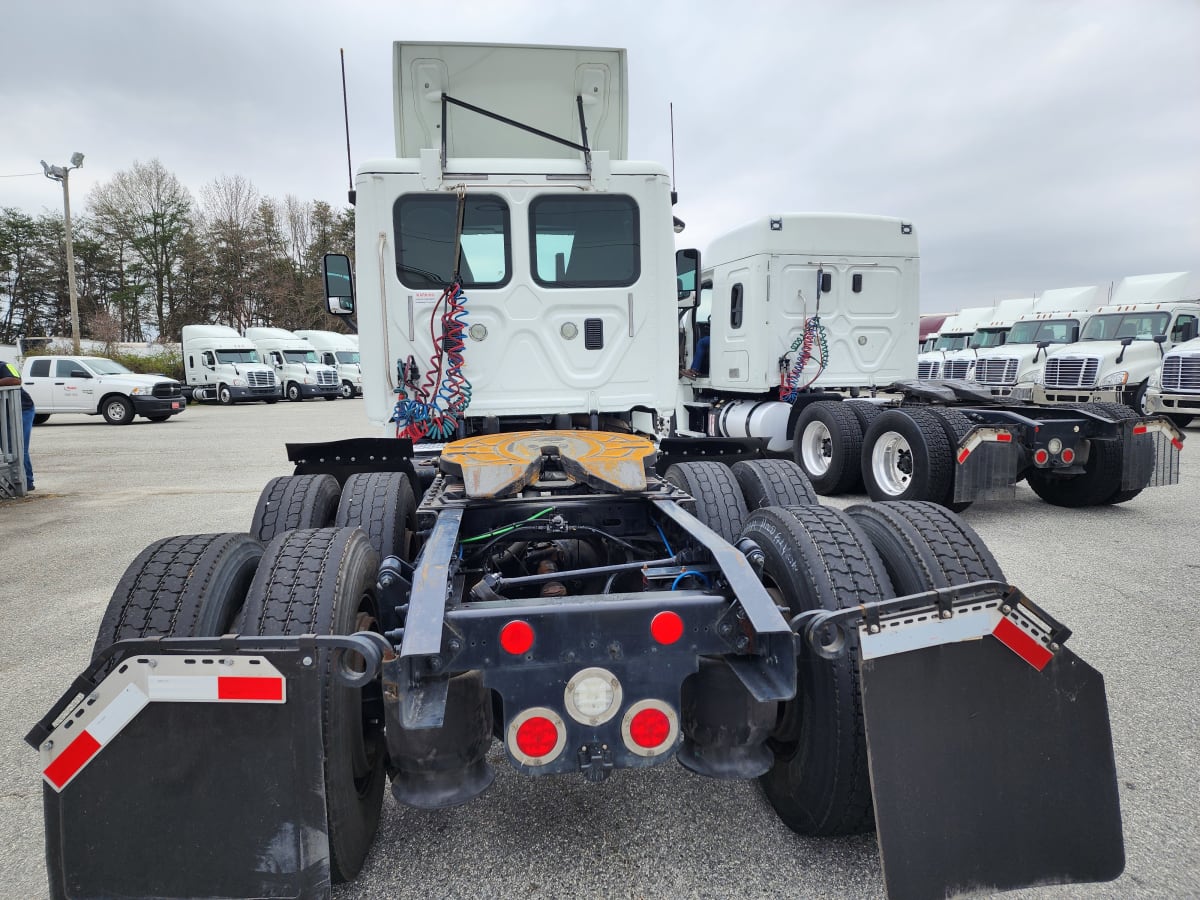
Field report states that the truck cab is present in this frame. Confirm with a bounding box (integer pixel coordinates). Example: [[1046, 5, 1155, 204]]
[[293, 330, 363, 398], [181, 325, 279, 404], [1146, 335, 1200, 426], [327, 42, 677, 441], [917, 305, 993, 378], [1030, 273, 1200, 412], [244, 328, 340, 401]]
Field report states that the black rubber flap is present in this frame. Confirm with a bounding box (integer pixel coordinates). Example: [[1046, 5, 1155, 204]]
[[861, 637, 1124, 899], [43, 650, 330, 899]]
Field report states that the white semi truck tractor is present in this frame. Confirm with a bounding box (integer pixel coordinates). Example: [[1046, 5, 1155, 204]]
[[244, 327, 341, 401], [28, 41, 1143, 900], [916, 304, 994, 378], [180, 324, 279, 404], [293, 329, 364, 398], [1029, 272, 1200, 412], [1145, 335, 1200, 427]]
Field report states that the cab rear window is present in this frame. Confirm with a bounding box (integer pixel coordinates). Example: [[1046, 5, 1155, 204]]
[[394, 194, 511, 290]]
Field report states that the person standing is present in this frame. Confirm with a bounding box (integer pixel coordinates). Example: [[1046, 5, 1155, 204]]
[[0, 358, 34, 491]]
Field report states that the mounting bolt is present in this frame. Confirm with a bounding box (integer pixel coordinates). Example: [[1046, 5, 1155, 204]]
[[42, 741, 53, 751], [868, 624, 881, 634], [429, 656, 444, 672], [718, 622, 734, 636], [1049, 642, 1060, 652], [735, 635, 750, 650], [448, 639, 461, 653], [940, 609, 953, 620], [1000, 604, 1011, 615], [301, 655, 314, 667], [380, 573, 397, 588]]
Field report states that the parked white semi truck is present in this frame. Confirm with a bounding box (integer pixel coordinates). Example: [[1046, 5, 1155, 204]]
[[294, 329, 364, 398], [937, 296, 1036, 382], [181, 324, 279, 404], [1145, 335, 1200, 426], [971, 285, 1105, 398], [916, 304, 994, 378], [1026, 272, 1200, 411], [29, 41, 1144, 900], [244, 327, 340, 401]]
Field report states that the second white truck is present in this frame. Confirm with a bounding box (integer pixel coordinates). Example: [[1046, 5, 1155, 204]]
[[244, 328, 341, 401], [293, 329, 363, 398], [181, 325, 279, 404]]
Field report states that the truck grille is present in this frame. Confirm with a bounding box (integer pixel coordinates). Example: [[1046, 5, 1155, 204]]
[[247, 370, 276, 388], [975, 358, 1019, 385], [918, 360, 940, 379], [1044, 357, 1100, 389], [1162, 355, 1200, 392], [152, 382, 184, 399], [944, 359, 972, 379], [317, 370, 337, 386]]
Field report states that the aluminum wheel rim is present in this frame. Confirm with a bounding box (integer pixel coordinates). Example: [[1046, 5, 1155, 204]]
[[871, 430, 914, 496], [801, 421, 833, 476]]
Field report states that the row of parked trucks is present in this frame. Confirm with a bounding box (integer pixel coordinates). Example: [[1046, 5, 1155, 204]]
[[918, 272, 1200, 425], [182, 326, 363, 404], [27, 40, 1183, 900]]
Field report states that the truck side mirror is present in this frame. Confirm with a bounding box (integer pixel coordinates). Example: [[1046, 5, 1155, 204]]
[[69, 369, 90, 379], [1153, 334, 1169, 344], [675, 248, 700, 301], [323, 253, 355, 316]]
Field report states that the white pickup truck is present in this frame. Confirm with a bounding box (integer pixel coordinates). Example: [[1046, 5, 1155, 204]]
[[21, 355, 186, 425]]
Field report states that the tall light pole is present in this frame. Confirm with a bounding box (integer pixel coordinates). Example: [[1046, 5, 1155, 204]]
[[41, 152, 85, 353]]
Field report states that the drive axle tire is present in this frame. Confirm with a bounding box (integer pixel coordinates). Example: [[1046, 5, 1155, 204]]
[[844, 400, 884, 434], [664, 461, 748, 544], [250, 474, 341, 544], [861, 409, 955, 507], [335, 472, 417, 562], [102, 395, 135, 425], [1026, 403, 1147, 507], [238, 527, 385, 883], [732, 459, 819, 509], [740, 505, 893, 837], [93, 532, 263, 660], [845, 501, 1003, 597], [926, 407, 976, 512], [792, 401, 865, 495]]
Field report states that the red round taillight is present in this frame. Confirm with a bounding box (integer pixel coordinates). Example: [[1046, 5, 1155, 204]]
[[621, 699, 679, 757], [629, 708, 670, 748], [515, 716, 558, 757], [1034, 449, 1049, 465], [508, 707, 567, 765], [1061, 448, 1076, 464], [499, 620, 534, 655], [650, 611, 684, 645]]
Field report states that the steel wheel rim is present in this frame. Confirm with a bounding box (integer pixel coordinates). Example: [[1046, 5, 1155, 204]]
[[871, 430, 914, 496], [106, 400, 126, 420], [801, 421, 833, 476]]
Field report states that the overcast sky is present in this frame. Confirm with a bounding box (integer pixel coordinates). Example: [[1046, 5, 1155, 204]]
[[3, 0, 1197, 311]]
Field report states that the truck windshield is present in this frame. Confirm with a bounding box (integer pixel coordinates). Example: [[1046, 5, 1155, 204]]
[[394, 194, 511, 290], [969, 328, 1008, 348], [1006, 319, 1080, 344], [83, 358, 133, 375], [283, 350, 319, 364], [335, 351, 360, 365], [933, 334, 969, 351], [1080, 312, 1169, 341], [215, 349, 260, 364]]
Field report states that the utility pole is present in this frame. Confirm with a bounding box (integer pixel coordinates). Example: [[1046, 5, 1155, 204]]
[[40, 153, 85, 353]]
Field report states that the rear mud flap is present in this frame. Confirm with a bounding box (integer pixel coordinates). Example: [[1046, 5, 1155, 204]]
[[1122, 418, 1182, 490], [33, 644, 332, 899], [953, 428, 1019, 503], [858, 598, 1124, 899]]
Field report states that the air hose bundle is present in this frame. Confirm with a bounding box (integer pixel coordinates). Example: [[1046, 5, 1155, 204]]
[[780, 315, 829, 402], [392, 282, 473, 441]]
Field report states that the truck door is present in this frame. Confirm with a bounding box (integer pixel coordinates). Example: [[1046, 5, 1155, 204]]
[[22, 358, 53, 410], [52, 358, 93, 412]]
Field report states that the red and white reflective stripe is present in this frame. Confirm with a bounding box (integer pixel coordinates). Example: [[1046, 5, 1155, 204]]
[[860, 602, 1056, 672], [40, 655, 285, 792], [957, 428, 1015, 464], [1133, 418, 1185, 450]]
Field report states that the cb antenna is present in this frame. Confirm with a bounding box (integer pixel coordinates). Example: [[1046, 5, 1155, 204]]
[[340, 48, 355, 205], [669, 102, 677, 195]]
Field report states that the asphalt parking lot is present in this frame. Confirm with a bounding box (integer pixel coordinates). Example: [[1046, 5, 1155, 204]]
[[1, 400, 1197, 900]]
